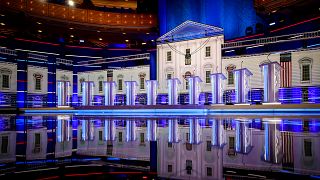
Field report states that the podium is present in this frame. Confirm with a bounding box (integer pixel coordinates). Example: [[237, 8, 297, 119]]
[[259, 62, 281, 103], [189, 118, 201, 144], [211, 119, 226, 147], [147, 119, 157, 141], [235, 119, 252, 154], [82, 81, 94, 106], [262, 118, 282, 164], [233, 68, 253, 104], [125, 81, 137, 106], [146, 80, 158, 105], [210, 73, 226, 104], [187, 76, 202, 105], [126, 120, 136, 141], [167, 78, 181, 105], [104, 119, 115, 141], [168, 119, 179, 143], [57, 81, 71, 107], [104, 81, 116, 106]]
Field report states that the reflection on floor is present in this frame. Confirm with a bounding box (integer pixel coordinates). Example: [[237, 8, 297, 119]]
[[0, 115, 319, 179]]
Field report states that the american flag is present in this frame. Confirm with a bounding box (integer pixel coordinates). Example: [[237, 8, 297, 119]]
[[282, 131, 294, 169], [280, 53, 292, 87]]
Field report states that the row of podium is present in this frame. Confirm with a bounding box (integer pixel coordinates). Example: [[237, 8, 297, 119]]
[[57, 62, 281, 107]]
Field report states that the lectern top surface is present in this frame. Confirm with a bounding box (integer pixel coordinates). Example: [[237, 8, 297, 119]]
[[157, 20, 224, 44], [210, 73, 227, 79], [233, 68, 253, 76], [259, 61, 281, 67]]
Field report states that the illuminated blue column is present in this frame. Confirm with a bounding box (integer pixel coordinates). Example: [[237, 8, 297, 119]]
[[16, 51, 28, 108], [104, 81, 116, 106], [150, 51, 157, 80], [235, 119, 252, 154], [168, 78, 181, 105], [72, 64, 78, 107], [57, 115, 71, 142], [210, 73, 226, 104], [57, 81, 71, 107], [147, 119, 157, 141], [125, 81, 137, 106], [233, 68, 253, 104], [81, 120, 88, 141], [47, 56, 57, 107], [211, 119, 226, 147], [168, 119, 179, 143], [262, 118, 282, 163], [146, 80, 158, 105], [259, 62, 281, 103], [126, 120, 136, 141], [187, 76, 202, 105], [189, 118, 200, 144], [82, 81, 94, 106], [104, 119, 115, 141]]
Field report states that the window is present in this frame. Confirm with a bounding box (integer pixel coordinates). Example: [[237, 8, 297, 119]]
[[140, 133, 145, 144], [229, 136, 235, 150], [1, 136, 8, 153], [186, 160, 192, 175], [80, 78, 85, 93], [35, 78, 41, 90], [99, 81, 103, 92], [185, 49, 191, 65], [118, 132, 123, 142], [207, 167, 212, 176], [304, 139, 312, 157], [206, 141, 211, 151], [226, 65, 236, 85], [167, 73, 172, 80], [140, 77, 145, 89], [186, 133, 189, 142], [167, 51, 172, 62], [299, 58, 312, 83], [184, 72, 192, 90], [118, 79, 123, 91], [206, 71, 211, 83], [99, 131, 103, 141], [168, 165, 172, 172], [34, 133, 41, 153], [205, 46, 211, 57], [186, 133, 192, 151], [2, 74, 9, 88], [302, 64, 310, 81], [168, 142, 173, 148]]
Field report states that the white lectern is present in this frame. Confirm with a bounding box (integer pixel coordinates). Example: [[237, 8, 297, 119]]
[[262, 118, 282, 164], [233, 68, 253, 104], [211, 119, 226, 147], [104, 119, 115, 141], [259, 62, 281, 103], [235, 119, 252, 154], [82, 81, 94, 106], [146, 80, 158, 105], [210, 73, 226, 104], [189, 118, 201, 144], [187, 76, 202, 105], [167, 78, 181, 105], [57, 81, 71, 107], [125, 81, 137, 106], [104, 81, 116, 106], [147, 119, 157, 141], [168, 119, 179, 143], [126, 120, 136, 141]]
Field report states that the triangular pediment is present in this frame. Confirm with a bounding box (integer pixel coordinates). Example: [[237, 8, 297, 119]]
[[157, 20, 223, 44]]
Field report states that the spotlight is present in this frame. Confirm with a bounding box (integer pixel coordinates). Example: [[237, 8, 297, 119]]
[[80, 40, 84, 43], [269, 22, 275, 26], [146, 32, 150, 34], [70, 35, 74, 38], [37, 22, 42, 25], [97, 30, 101, 33], [0, 14, 4, 17], [69, 27, 74, 30], [151, 40, 154, 42], [125, 40, 129, 42], [122, 32, 126, 35], [99, 38, 103, 41], [68, 0, 74, 6], [0, 23, 5, 26], [38, 30, 42, 33], [142, 42, 146, 45]]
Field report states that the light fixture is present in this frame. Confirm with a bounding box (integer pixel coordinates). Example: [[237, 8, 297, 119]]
[[0, 14, 4, 17], [69, 27, 74, 30], [122, 32, 126, 35], [151, 40, 154, 42], [99, 38, 103, 41], [142, 42, 146, 45], [125, 40, 129, 42], [80, 40, 84, 43], [38, 30, 42, 33], [70, 35, 74, 38], [0, 23, 5, 26], [97, 30, 101, 33], [146, 32, 149, 35], [269, 22, 276, 26], [68, 0, 74, 6]]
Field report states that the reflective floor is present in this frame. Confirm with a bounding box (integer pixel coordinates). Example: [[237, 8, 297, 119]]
[[0, 114, 320, 179]]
